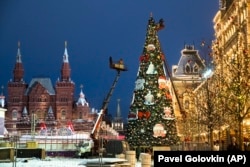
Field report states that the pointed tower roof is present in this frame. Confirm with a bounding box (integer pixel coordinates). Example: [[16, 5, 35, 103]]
[[13, 41, 24, 82], [116, 99, 121, 118], [48, 106, 54, 114], [16, 41, 22, 63], [76, 84, 89, 106], [20, 106, 30, 121], [60, 41, 71, 81], [22, 106, 28, 116], [46, 106, 55, 121], [172, 44, 206, 80], [63, 41, 69, 63]]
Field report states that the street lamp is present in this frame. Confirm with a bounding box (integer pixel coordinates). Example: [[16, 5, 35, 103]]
[[31, 112, 37, 140]]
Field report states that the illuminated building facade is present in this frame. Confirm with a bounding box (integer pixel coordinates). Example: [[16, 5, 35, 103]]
[[211, 0, 250, 149], [5, 42, 97, 134]]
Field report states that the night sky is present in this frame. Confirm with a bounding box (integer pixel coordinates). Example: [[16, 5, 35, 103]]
[[0, 0, 218, 121]]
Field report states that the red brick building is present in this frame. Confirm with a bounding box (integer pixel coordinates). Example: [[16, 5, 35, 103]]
[[5, 42, 97, 135]]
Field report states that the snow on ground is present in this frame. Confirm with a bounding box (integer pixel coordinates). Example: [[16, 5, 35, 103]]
[[0, 157, 145, 167]]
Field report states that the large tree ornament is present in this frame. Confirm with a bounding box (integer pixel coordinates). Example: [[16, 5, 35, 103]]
[[153, 123, 166, 138]]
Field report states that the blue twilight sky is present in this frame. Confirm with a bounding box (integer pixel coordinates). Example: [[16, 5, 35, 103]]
[[0, 0, 218, 121]]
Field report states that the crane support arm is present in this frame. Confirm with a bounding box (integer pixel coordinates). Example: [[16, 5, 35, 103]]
[[91, 70, 121, 139]]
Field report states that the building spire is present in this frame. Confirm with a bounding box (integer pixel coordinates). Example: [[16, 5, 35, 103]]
[[63, 40, 69, 63], [16, 41, 22, 63], [76, 84, 89, 106], [116, 99, 121, 117], [65, 40, 67, 48], [60, 41, 71, 81], [79, 84, 84, 97], [13, 41, 24, 82]]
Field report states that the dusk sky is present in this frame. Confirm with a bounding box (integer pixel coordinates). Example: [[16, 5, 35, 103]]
[[0, 0, 218, 120]]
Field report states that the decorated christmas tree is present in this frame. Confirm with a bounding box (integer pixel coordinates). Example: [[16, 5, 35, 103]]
[[126, 15, 179, 149]]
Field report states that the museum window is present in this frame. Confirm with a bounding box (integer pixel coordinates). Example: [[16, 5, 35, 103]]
[[13, 97, 20, 103], [79, 112, 82, 119], [36, 110, 42, 119], [61, 110, 66, 120], [61, 97, 68, 102], [12, 110, 18, 120]]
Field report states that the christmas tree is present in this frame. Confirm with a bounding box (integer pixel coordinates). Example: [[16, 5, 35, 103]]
[[126, 15, 179, 149]]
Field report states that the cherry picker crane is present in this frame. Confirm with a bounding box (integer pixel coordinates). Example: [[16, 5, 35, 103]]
[[90, 57, 127, 156]]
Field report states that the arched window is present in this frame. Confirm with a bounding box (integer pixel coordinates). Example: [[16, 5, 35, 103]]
[[185, 64, 191, 73], [12, 110, 18, 120], [79, 112, 82, 119], [61, 110, 66, 120], [83, 111, 87, 117], [193, 63, 199, 73], [36, 109, 43, 120], [60, 97, 68, 102], [40, 95, 47, 102], [13, 97, 20, 102]]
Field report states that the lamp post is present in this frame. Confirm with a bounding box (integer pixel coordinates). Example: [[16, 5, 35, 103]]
[[31, 112, 37, 140], [196, 95, 201, 150]]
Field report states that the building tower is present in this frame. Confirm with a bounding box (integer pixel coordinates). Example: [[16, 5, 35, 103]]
[[55, 41, 75, 124], [172, 45, 206, 142], [13, 41, 24, 82], [116, 99, 121, 118], [73, 84, 97, 131], [112, 99, 124, 134], [126, 15, 179, 149], [6, 42, 28, 132]]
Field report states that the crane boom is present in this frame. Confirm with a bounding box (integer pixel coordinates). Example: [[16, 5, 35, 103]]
[[101, 71, 121, 112], [91, 57, 127, 139], [91, 71, 121, 136]]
